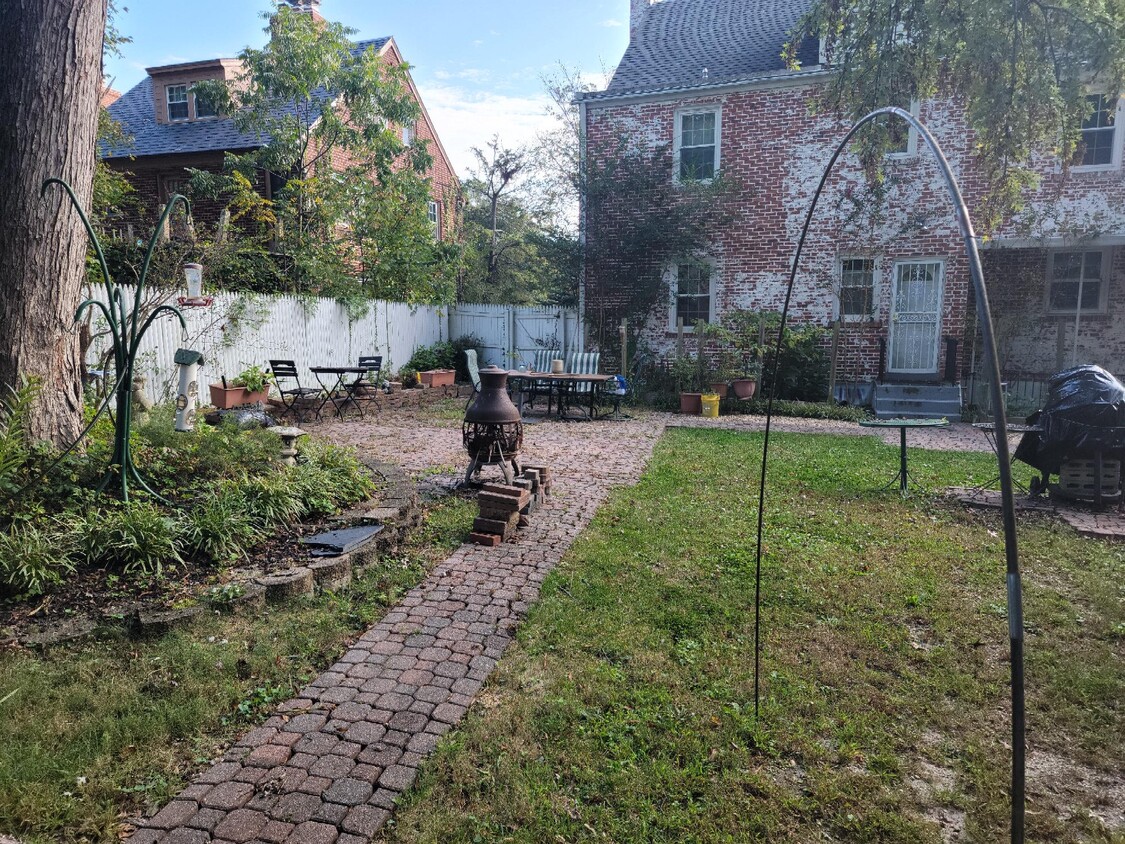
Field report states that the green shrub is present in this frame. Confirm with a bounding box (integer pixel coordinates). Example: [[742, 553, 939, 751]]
[[726, 397, 871, 422], [182, 486, 258, 563], [291, 440, 375, 517], [80, 502, 185, 578], [406, 334, 482, 384], [236, 473, 304, 528], [0, 380, 38, 503], [760, 322, 831, 402], [0, 523, 76, 598]]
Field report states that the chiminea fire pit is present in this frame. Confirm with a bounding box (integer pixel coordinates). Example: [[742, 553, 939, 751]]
[[463, 366, 523, 485]]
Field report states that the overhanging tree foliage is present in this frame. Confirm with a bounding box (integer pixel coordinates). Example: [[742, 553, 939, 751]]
[[193, 6, 457, 304], [785, 0, 1125, 230]]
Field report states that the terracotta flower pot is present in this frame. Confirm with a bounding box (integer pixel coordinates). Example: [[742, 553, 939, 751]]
[[419, 369, 456, 387], [679, 392, 703, 414], [709, 382, 729, 399], [208, 384, 269, 409], [732, 378, 758, 399]]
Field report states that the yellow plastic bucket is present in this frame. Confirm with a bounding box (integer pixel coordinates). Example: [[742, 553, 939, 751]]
[[700, 393, 720, 418]]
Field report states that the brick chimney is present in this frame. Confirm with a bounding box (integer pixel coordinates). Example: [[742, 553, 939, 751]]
[[284, 0, 324, 22], [630, 0, 655, 39]]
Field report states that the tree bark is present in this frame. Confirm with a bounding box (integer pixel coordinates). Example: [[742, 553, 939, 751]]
[[0, 0, 108, 446]]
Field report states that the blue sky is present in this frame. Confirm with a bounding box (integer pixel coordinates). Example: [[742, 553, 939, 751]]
[[104, 0, 629, 178]]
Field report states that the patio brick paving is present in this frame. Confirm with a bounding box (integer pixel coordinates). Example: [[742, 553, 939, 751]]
[[125, 409, 1013, 843]]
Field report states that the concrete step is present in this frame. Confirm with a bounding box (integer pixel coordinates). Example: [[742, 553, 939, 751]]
[[874, 384, 962, 420]]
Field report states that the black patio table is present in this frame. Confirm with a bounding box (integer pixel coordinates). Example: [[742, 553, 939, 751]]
[[310, 366, 372, 419], [858, 417, 950, 495]]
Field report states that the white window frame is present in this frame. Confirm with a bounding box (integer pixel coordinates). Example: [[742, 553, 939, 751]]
[[837, 257, 878, 321], [403, 122, 416, 145], [666, 259, 716, 332], [885, 100, 920, 159], [673, 106, 722, 184], [427, 200, 440, 239], [166, 84, 189, 122], [1045, 249, 1111, 315], [1073, 94, 1123, 172]]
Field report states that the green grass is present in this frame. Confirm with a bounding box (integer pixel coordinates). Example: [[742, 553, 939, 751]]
[[381, 429, 1124, 844], [0, 496, 476, 844]]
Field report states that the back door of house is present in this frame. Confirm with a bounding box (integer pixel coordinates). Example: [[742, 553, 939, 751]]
[[888, 261, 944, 375]]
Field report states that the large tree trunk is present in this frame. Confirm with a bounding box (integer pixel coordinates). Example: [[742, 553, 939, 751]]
[[0, 0, 108, 446]]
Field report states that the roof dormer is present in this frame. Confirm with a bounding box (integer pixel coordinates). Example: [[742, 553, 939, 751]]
[[147, 59, 241, 124]]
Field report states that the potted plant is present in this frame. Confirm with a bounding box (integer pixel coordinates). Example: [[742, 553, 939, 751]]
[[418, 369, 456, 387], [670, 350, 703, 414], [700, 322, 737, 398], [208, 365, 273, 409], [724, 310, 766, 399]]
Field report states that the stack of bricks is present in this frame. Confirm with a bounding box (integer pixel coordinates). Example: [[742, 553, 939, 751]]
[[469, 463, 552, 546]]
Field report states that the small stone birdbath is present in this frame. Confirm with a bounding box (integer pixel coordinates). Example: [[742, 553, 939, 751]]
[[266, 426, 307, 467]]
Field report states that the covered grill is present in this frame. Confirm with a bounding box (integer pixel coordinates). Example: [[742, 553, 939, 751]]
[[1015, 364, 1125, 504], [463, 366, 523, 485]]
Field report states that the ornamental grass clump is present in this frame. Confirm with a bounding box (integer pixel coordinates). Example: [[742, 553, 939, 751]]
[[0, 523, 76, 598], [79, 502, 185, 578]]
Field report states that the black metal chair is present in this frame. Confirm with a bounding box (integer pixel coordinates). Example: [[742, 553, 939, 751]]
[[352, 355, 383, 417], [269, 359, 321, 422]]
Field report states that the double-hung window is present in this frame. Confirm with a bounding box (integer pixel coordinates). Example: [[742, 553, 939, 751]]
[[675, 108, 720, 181], [166, 84, 189, 122], [428, 201, 440, 239], [839, 258, 876, 319], [1077, 94, 1117, 167], [670, 261, 713, 329], [1048, 250, 1107, 313]]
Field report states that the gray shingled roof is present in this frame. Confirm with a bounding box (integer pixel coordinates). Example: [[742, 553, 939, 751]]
[[602, 0, 819, 96], [102, 37, 390, 160]]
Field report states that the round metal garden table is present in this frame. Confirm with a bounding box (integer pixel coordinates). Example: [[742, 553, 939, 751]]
[[858, 417, 950, 495]]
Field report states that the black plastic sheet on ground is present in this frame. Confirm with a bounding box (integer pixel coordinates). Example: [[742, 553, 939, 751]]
[[1014, 365, 1125, 475]]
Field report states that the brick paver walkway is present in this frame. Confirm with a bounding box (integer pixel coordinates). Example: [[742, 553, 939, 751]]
[[128, 410, 998, 843]]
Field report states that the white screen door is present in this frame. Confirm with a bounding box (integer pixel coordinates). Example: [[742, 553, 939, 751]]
[[888, 261, 943, 374]]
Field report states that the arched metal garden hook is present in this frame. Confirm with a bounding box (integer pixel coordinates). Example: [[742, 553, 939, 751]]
[[752, 107, 1025, 843]]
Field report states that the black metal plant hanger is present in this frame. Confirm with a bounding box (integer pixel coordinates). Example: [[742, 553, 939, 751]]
[[752, 107, 1026, 843]]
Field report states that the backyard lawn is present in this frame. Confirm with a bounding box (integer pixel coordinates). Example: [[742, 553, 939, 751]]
[[380, 428, 1123, 844]]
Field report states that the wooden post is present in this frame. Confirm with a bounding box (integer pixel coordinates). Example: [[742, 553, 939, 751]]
[[828, 319, 842, 402], [620, 318, 628, 375]]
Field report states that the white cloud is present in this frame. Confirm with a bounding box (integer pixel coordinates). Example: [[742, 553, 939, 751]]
[[601, 18, 624, 27], [419, 82, 555, 179]]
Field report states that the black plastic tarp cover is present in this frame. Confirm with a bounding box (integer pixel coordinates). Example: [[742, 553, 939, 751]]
[[1014, 364, 1125, 475]]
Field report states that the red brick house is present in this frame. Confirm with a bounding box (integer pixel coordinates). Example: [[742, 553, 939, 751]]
[[101, 0, 459, 244], [579, 0, 1125, 414]]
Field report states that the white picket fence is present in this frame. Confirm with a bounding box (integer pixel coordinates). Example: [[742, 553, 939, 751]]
[[84, 288, 578, 402]]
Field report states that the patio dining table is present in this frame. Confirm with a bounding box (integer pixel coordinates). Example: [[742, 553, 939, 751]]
[[310, 366, 372, 419], [506, 371, 615, 421]]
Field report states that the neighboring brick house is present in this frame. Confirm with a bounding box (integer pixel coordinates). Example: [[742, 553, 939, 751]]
[[101, 0, 459, 244], [578, 0, 1125, 406]]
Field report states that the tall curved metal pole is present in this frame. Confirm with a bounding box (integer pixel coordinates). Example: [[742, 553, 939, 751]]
[[753, 107, 1025, 843]]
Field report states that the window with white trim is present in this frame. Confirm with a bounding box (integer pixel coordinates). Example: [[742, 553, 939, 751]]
[[1076, 94, 1117, 167], [675, 108, 720, 181], [1048, 250, 1108, 314], [669, 261, 713, 329], [192, 82, 217, 119], [427, 200, 440, 239], [403, 122, 416, 145], [886, 101, 919, 157], [166, 84, 189, 122], [839, 258, 875, 319]]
